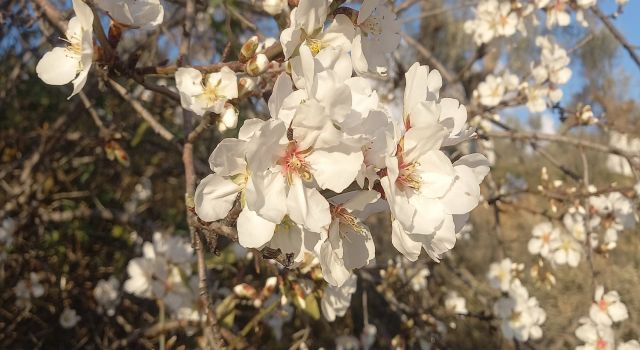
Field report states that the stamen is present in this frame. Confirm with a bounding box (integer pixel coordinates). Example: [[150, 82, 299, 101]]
[[305, 38, 324, 56], [331, 205, 366, 235], [278, 142, 313, 184]]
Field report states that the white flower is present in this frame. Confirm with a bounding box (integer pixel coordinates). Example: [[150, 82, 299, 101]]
[[239, 73, 363, 244], [123, 255, 167, 298], [95, 0, 163, 28], [14, 272, 45, 307], [408, 266, 430, 292], [575, 317, 615, 350], [476, 75, 505, 107], [218, 105, 239, 131], [543, 0, 571, 28], [487, 258, 518, 291], [93, 276, 120, 316], [321, 274, 357, 322], [522, 83, 548, 113], [589, 286, 629, 326], [618, 340, 640, 350], [36, 0, 94, 99], [445, 291, 468, 315], [59, 307, 81, 329], [527, 222, 559, 258], [319, 191, 378, 287], [550, 234, 582, 267], [260, 0, 288, 16], [535, 36, 572, 85], [351, 0, 400, 77], [475, 71, 520, 107], [464, 0, 518, 45], [563, 211, 588, 242], [606, 131, 640, 177], [175, 67, 238, 116], [382, 63, 489, 262], [280, 0, 354, 59], [493, 279, 546, 341]]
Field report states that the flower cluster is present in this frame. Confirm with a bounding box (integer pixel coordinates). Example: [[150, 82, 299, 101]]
[[281, 0, 400, 78], [523, 36, 572, 112], [488, 259, 547, 341], [575, 286, 636, 350], [465, 0, 607, 45], [528, 220, 582, 267], [473, 71, 520, 107], [195, 49, 489, 288], [123, 232, 199, 321], [36, 0, 165, 98]]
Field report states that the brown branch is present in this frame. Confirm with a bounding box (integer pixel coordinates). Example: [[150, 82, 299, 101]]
[[32, 0, 66, 33], [402, 32, 455, 84], [485, 130, 638, 158], [591, 6, 640, 69], [107, 78, 177, 143], [136, 42, 283, 76]]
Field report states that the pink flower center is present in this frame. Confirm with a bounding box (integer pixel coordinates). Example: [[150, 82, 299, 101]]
[[598, 299, 608, 311], [395, 143, 421, 191], [279, 142, 312, 184], [596, 338, 607, 350]]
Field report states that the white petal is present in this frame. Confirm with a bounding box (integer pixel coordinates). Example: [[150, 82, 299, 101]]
[[268, 73, 294, 119], [341, 224, 375, 270], [415, 150, 455, 198], [194, 174, 240, 222], [209, 138, 247, 175], [36, 47, 80, 86], [245, 171, 288, 223], [391, 219, 422, 261], [237, 208, 276, 248], [402, 125, 447, 162], [307, 145, 363, 193], [286, 178, 331, 232]]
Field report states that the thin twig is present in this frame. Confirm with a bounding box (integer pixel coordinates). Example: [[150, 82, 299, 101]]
[[591, 6, 640, 69], [107, 78, 177, 143]]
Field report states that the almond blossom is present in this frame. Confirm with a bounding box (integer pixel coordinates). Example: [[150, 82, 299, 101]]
[[280, 0, 354, 59], [95, 0, 164, 28], [445, 291, 469, 315], [36, 0, 94, 99], [381, 63, 489, 262], [474, 71, 519, 107], [351, 0, 400, 77], [488, 258, 522, 291], [550, 233, 582, 267], [575, 317, 615, 350], [618, 340, 640, 350], [93, 276, 120, 316], [59, 307, 81, 329], [175, 67, 238, 116], [528, 222, 560, 258], [321, 274, 357, 322], [464, 0, 520, 45], [493, 279, 546, 341], [589, 286, 629, 326], [319, 191, 379, 287]]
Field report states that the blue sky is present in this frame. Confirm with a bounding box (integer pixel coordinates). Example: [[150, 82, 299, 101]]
[[564, 0, 640, 101]]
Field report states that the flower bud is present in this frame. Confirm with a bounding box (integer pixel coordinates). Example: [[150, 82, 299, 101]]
[[239, 36, 259, 63], [245, 54, 269, 76], [220, 105, 238, 131], [262, 0, 286, 16], [238, 76, 258, 97]]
